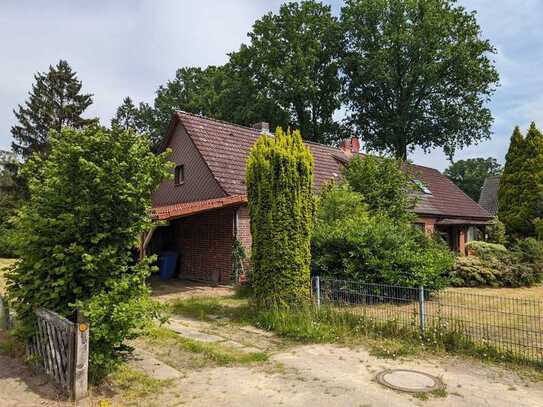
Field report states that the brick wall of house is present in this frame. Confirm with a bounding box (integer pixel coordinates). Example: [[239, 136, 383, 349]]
[[235, 205, 252, 275], [416, 217, 437, 235], [169, 207, 235, 283], [236, 205, 252, 254]]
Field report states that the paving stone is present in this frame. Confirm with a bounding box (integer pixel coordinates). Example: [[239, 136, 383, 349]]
[[130, 348, 183, 380], [222, 340, 263, 354], [168, 320, 226, 343]]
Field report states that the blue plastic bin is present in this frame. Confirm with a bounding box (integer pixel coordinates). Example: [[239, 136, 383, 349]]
[[158, 252, 179, 281]]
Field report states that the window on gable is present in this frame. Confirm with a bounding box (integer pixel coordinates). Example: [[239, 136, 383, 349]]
[[175, 164, 185, 186], [412, 179, 431, 195]]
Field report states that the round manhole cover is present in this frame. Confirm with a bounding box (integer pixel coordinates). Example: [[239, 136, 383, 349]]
[[376, 369, 444, 393]]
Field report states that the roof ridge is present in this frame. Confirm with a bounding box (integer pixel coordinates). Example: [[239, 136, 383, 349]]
[[176, 110, 261, 133], [176, 110, 352, 153]]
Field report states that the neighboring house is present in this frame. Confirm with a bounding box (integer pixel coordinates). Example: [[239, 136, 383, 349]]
[[145, 111, 492, 283], [479, 175, 501, 216]]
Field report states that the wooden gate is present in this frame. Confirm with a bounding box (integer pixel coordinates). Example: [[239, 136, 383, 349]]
[[27, 308, 89, 400]]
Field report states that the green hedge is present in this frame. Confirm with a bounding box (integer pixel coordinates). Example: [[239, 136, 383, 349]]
[[450, 239, 543, 288]]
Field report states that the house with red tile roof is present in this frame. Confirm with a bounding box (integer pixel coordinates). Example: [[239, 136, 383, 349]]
[[145, 111, 492, 283]]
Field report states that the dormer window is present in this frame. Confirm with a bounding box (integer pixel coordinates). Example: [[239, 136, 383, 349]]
[[175, 165, 185, 186], [412, 179, 431, 195]]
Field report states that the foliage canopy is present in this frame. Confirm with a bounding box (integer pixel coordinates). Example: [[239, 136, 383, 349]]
[[312, 182, 453, 289], [444, 158, 502, 202], [6, 126, 171, 380], [498, 124, 543, 238], [341, 0, 499, 159], [344, 155, 416, 221], [11, 60, 96, 159]]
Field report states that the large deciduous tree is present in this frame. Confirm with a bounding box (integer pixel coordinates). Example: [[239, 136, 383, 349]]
[[444, 158, 502, 201], [6, 125, 171, 380], [11, 60, 96, 159], [233, 0, 343, 144], [246, 128, 314, 307], [133, 1, 343, 148], [341, 0, 499, 160]]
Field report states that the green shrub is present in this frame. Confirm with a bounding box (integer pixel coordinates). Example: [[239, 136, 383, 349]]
[[448, 256, 502, 287], [466, 241, 508, 260], [511, 237, 543, 264], [246, 128, 314, 307], [344, 155, 416, 221], [485, 217, 507, 245], [312, 184, 453, 289], [451, 238, 543, 287], [6, 126, 171, 381]]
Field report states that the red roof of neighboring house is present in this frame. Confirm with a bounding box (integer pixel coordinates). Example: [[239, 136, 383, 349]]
[[408, 164, 491, 219], [152, 195, 247, 220], [158, 111, 491, 220]]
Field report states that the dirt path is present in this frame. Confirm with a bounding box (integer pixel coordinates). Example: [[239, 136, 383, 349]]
[[0, 354, 69, 407], [130, 316, 543, 406], [2, 315, 543, 406]]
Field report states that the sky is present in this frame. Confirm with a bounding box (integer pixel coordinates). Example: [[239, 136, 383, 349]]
[[1, 0, 542, 171]]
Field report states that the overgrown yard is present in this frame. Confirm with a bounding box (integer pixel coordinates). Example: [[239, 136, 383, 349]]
[[316, 282, 543, 365], [169, 287, 543, 370]]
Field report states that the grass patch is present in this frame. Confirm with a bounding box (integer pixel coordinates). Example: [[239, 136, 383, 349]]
[[110, 363, 171, 400], [413, 388, 448, 401], [141, 324, 268, 368], [169, 295, 543, 377]]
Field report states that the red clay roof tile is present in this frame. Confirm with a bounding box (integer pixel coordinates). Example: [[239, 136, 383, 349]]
[[158, 111, 491, 220]]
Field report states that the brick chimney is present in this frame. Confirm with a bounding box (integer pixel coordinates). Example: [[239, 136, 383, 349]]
[[339, 137, 361, 155], [252, 122, 270, 134]]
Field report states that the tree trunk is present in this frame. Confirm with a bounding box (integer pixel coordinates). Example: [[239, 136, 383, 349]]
[[395, 142, 408, 161]]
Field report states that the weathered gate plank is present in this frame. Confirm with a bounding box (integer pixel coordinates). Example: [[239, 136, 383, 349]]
[[27, 308, 88, 400]]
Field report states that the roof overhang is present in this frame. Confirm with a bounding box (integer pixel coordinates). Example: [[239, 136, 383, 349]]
[[436, 218, 492, 226], [151, 195, 248, 221]]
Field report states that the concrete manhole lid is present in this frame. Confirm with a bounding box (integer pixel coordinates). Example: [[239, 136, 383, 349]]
[[376, 369, 444, 393]]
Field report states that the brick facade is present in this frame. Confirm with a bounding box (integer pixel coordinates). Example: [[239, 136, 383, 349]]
[[235, 205, 252, 254], [152, 207, 235, 283]]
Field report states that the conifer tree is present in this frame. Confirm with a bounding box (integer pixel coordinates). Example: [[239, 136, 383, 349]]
[[246, 128, 314, 307], [11, 60, 95, 159], [498, 126, 527, 236], [111, 97, 145, 133], [519, 123, 543, 236]]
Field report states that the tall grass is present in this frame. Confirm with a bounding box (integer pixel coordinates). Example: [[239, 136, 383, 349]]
[[170, 295, 543, 371]]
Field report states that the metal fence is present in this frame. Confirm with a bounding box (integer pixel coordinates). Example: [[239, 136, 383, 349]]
[[313, 276, 543, 366]]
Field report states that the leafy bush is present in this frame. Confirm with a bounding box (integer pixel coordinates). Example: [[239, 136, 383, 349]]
[[511, 237, 543, 264], [344, 155, 415, 221], [466, 241, 508, 260], [312, 184, 453, 289], [448, 256, 502, 287], [6, 126, 171, 381], [485, 217, 507, 245], [246, 128, 314, 307], [450, 238, 543, 288], [231, 238, 247, 284]]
